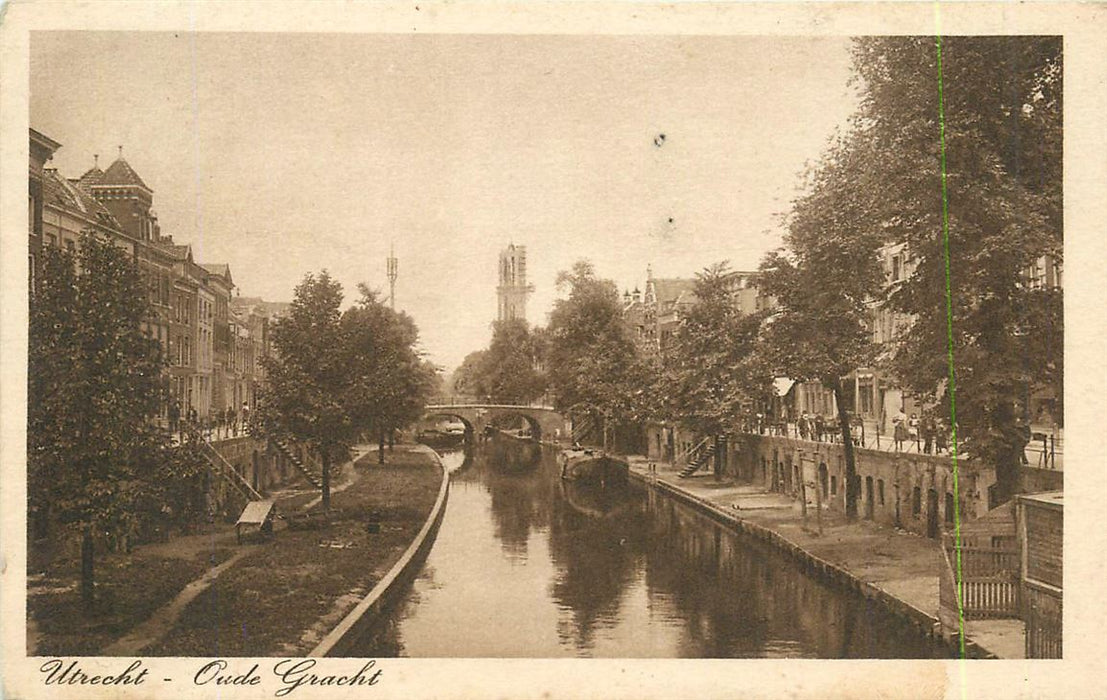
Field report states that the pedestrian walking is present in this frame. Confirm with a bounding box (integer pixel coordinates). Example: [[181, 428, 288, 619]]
[[227, 405, 237, 437], [908, 413, 920, 452], [241, 401, 251, 435], [814, 413, 825, 443]]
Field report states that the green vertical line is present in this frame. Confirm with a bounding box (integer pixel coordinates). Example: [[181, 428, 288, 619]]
[[935, 30, 966, 660]]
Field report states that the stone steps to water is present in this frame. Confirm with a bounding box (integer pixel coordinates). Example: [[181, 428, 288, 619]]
[[678, 442, 718, 478], [274, 439, 324, 489]]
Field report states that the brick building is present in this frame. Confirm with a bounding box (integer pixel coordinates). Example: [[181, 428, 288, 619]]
[[29, 128, 279, 425]]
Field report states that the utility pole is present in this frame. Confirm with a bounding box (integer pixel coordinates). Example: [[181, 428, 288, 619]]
[[387, 243, 398, 310]]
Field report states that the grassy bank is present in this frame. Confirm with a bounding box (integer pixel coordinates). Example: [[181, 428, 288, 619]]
[[29, 547, 235, 656], [147, 446, 441, 656]]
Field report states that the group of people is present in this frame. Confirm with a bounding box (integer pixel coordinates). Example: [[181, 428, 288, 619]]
[[797, 412, 835, 442], [168, 400, 252, 442], [890, 408, 950, 454]]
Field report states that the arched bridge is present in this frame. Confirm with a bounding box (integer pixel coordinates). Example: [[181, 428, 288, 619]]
[[420, 403, 568, 442]]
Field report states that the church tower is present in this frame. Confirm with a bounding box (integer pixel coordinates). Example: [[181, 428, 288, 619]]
[[497, 244, 534, 322]]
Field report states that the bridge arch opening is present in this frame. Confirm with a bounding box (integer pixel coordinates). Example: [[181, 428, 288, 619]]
[[486, 411, 542, 441], [420, 412, 476, 443]]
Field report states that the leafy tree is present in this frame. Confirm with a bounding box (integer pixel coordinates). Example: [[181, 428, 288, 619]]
[[658, 263, 766, 471], [847, 37, 1062, 503], [257, 272, 353, 509], [758, 133, 887, 518], [547, 261, 644, 449], [28, 233, 168, 611], [452, 350, 489, 400], [479, 319, 548, 404], [343, 285, 436, 463]]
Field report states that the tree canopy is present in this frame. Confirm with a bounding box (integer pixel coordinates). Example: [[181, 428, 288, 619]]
[[849, 36, 1062, 502], [28, 233, 191, 609], [547, 261, 646, 443], [259, 273, 436, 501], [658, 262, 766, 437], [451, 319, 547, 404]]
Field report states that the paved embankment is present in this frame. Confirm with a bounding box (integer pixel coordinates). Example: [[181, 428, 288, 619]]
[[625, 455, 1024, 659], [311, 445, 450, 656]]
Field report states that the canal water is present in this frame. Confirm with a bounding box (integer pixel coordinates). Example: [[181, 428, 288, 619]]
[[351, 437, 951, 658]]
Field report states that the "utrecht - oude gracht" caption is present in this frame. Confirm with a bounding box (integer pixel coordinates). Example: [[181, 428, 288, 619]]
[[39, 658, 384, 696]]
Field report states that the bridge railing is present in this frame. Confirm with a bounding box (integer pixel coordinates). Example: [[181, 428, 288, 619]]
[[426, 397, 557, 411]]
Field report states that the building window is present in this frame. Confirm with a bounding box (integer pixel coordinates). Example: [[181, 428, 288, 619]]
[[912, 487, 922, 516], [830, 475, 837, 496], [878, 479, 885, 506], [858, 377, 874, 415], [29, 254, 35, 295], [945, 492, 955, 525]]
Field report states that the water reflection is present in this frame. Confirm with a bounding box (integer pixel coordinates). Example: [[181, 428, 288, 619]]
[[350, 437, 950, 658]]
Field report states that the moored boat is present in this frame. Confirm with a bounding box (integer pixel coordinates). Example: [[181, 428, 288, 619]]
[[558, 448, 629, 486], [416, 429, 466, 450]]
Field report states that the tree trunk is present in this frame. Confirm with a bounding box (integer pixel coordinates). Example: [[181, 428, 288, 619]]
[[993, 448, 1021, 506], [378, 426, 386, 464], [831, 379, 859, 520], [713, 434, 724, 479], [81, 526, 94, 614], [321, 450, 331, 511]]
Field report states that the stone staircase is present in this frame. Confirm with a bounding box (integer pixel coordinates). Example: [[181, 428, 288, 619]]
[[678, 440, 718, 479], [200, 441, 264, 501], [571, 417, 598, 446], [272, 438, 324, 489]]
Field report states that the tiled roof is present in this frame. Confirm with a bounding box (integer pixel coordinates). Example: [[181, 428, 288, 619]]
[[201, 263, 234, 288], [99, 157, 152, 191], [650, 278, 698, 306], [75, 166, 105, 193], [155, 242, 193, 261], [201, 263, 230, 278], [43, 170, 122, 229]]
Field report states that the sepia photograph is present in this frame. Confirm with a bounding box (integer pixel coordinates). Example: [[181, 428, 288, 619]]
[[3, 2, 1106, 699]]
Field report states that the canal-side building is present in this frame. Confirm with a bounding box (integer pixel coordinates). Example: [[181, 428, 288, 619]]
[[28, 129, 62, 294], [623, 266, 771, 356], [28, 128, 278, 427], [627, 265, 775, 463], [203, 263, 236, 415]]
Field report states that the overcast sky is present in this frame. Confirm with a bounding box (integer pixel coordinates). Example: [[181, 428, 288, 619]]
[[31, 32, 858, 371]]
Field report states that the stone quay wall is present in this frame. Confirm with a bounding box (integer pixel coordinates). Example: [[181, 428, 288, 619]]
[[727, 433, 998, 539]]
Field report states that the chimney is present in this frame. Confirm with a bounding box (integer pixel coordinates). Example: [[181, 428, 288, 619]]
[[632, 287, 641, 303], [93, 154, 99, 168]]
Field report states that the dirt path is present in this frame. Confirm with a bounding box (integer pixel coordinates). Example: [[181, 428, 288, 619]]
[[96, 450, 368, 656], [100, 548, 255, 656]]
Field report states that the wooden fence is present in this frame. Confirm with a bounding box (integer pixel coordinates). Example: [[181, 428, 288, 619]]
[[940, 534, 1020, 620], [1023, 582, 1062, 658]]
